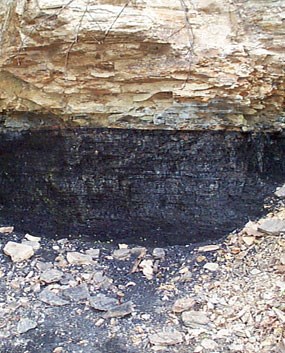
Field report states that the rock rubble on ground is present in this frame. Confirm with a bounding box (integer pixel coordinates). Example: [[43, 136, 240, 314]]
[[1, 193, 285, 352]]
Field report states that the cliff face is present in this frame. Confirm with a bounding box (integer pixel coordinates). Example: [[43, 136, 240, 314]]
[[0, 0, 284, 131]]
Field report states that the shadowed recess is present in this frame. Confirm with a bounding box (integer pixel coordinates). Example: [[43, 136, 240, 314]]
[[0, 128, 284, 246]]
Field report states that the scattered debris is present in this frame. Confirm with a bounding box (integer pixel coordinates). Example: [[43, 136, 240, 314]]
[[0, 194, 285, 353]]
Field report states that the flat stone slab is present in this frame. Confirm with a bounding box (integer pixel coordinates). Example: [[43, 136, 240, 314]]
[[275, 185, 285, 198], [258, 219, 285, 236], [149, 329, 183, 346], [89, 294, 118, 311], [3, 241, 34, 262]]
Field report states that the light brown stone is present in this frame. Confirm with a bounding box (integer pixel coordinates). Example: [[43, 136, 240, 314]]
[[3, 241, 34, 262], [0, 0, 283, 131]]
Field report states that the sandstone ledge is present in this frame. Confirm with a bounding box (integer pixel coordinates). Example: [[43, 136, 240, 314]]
[[0, 0, 284, 131]]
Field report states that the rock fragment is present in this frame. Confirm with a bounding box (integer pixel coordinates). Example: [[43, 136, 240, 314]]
[[17, 318, 37, 334], [139, 259, 154, 280], [25, 233, 41, 242], [104, 301, 134, 319], [201, 338, 218, 350], [62, 284, 89, 302], [113, 248, 131, 260], [0, 226, 14, 234], [149, 329, 183, 346], [66, 252, 94, 265], [92, 271, 113, 289], [21, 239, 41, 251], [152, 248, 166, 259], [172, 297, 195, 313], [181, 311, 210, 328], [85, 248, 100, 259], [89, 294, 117, 311], [39, 288, 69, 306], [3, 241, 34, 262], [275, 185, 285, 198], [40, 269, 63, 284], [258, 219, 285, 236], [203, 262, 219, 272], [198, 244, 220, 252]]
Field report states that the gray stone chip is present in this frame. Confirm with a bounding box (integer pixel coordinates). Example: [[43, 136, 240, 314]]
[[39, 288, 69, 306], [17, 318, 37, 334], [62, 284, 90, 302], [89, 294, 118, 311], [258, 219, 285, 236], [103, 301, 134, 318]]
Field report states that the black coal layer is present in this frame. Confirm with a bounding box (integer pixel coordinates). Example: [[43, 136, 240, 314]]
[[0, 128, 284, 246]]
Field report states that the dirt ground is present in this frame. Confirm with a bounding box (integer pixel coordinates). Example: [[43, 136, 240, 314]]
[[0, 190, 285, 353]]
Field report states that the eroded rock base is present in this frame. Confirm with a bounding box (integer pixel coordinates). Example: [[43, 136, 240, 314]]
[[0, 128, 284, 245]]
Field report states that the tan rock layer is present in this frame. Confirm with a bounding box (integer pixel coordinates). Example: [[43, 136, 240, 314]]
[[0, 0, 284, 131]]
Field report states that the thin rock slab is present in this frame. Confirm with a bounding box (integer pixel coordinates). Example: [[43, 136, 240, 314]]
[[112, 248, 131, 260], [66, 252, 94, 265], [85, 248, 100, 259], [275, 185, 285, 198], [203, 262, 219, 272], [149, 329, 183, 346], [25, 233, 41, 242], [17, 318, 37, 334], [92, 271, 113, 290], [40, 269, 63, 284], [89, 294, 118, 311], [181, 310, 210, 329], [3, 241, 34, 262], [62, 284, 90, 302], [0, 226, 14, 234], [39, 287, 69, 306], [152, 248, 166, 260], [258, 219, 285, 236], [198, 244, 220, 252], [172, 297, 196, 313], [103, 301, 134, 319]]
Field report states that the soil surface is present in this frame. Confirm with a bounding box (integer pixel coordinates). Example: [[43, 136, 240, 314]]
[[0, 190, 285, 353]]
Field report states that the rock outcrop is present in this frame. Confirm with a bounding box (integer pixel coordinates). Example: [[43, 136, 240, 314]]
[[0, 0, 284, 131]]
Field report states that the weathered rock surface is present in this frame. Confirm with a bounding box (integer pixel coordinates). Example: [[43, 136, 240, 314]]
[[0, 0, 284, 131], [3, 241, 34, 262], [149, 329, 184, 346], [66, 251, 94, 265], [258, 218, 285, 236]]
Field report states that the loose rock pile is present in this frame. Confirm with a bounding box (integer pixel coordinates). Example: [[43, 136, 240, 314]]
[[0, 186, 285, 352]]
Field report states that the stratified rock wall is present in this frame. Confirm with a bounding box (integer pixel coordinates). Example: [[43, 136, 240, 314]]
[[0, 0, 284, 131], [1, 129, 284, 245]]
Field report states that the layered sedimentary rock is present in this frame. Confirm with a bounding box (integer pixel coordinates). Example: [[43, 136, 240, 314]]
[[1, 129, 285, 245], [0, 0, 284, 131]]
